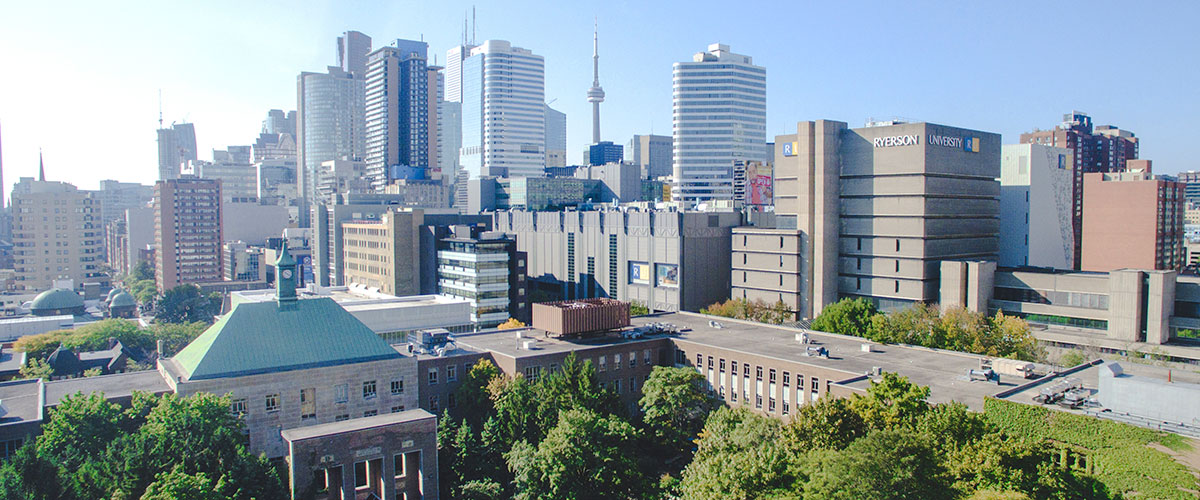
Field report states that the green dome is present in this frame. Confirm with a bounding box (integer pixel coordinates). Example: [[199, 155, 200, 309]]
[[106, 288, 122, 301], [109, 290, 137, 308], [30, 288, 85, 313]]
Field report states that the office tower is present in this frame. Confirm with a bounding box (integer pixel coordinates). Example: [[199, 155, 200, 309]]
[[756, 120, 1000, 317], [297, 66, 368, 226], [628, 135, 672, 180], [337, 30, 372, 77], [11, 177, 103, 291], [262, 109, 297, 136], [1021, 112, 1140, 269], [365, 39, 431, 190], [155, 178, 223, 290], [256, 158, 298, 207], [587, 23, 604, 144], [156, 122, 198, 181], [460, 40, 546, 179], [437, 227, 527, 327], [544, 104, 567, 168], [427, 65, 442, 178], [444, 44, 478, 104], [195, 148, 258, 203], [95, 180, 153, 226], [316, 159, 369, 204], [999, 144, 1074, 269], [672, 44, 766, 203], [586, 141, 622, 166], [1081, 171, 1184, 272]]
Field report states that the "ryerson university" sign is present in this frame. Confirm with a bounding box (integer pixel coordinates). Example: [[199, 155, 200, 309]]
[[873, 135, 919, 148]]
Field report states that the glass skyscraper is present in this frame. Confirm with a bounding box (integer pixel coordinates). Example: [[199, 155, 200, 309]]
[[460, 40, 546, 180]]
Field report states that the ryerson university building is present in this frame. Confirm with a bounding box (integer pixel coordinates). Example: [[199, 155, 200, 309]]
[[738, 120, 1000, 319]]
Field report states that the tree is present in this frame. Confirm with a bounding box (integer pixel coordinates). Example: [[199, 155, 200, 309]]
[[151, 321, 209, 356], [679, 407, 796, 500], [781, 396, 867, 452], [140, 467, 229, 500], [639, 366, 719, 455], [154, 285, 219, 324], [801, 429, 951, 500], [630, 300, 650, 316], [455, 358, 502, 427], [849, 372, 931, 431], [37, 392, 125, 471], [0, 444, 65, 500], [17, 358, 53, 380], [497, 318, 526, 329], [810, 298, 877, 337], [508, 408, 649, 500], [128, 261, 155, 283]]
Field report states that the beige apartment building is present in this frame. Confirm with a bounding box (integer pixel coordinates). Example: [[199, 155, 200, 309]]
[[155, 178, 223, 290], [10, 177, 104, 291], [341, 210, 423, 296]]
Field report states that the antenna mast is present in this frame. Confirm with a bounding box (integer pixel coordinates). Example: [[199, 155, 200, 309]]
[[472, 6, 476, 44], [158, 89, 163, 128]]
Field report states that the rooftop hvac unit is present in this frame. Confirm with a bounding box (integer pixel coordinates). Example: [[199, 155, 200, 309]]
[[861, 343, 874, 353], [795, 333, 808, 344], [521, 340, 535, 350]]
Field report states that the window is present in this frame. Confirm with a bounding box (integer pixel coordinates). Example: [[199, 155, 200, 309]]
[[354, 461, 368, 488], [391, 379, 404, 395], [756, 366, 763, 381], [629, 351, 637, 368], [334, 384, 348, 404], [895, 239, 900, 252], [783, 372, 790, 386], [391, 405, 405, 413], [429, 395, 440, 412], [363, 380, 377, 399], [363, 410, 378, 418], [265, 394, 280, 413], [428, 367, 439, 385], [769, 369, 776, 383], [447, 364, 458, 382], [524, 365, 542, 381], [644, 349, 651, 365], [230, 398, 247, 416], [599, 356, 607, 371], [696, 353, 702, 367], [811, 377, 820, 391], [300, 388, 316, 420], [614, 379, 622, 394], [614, 353, 622, 371], [335, 414, 350, 422], [756, 395, 762, 409]]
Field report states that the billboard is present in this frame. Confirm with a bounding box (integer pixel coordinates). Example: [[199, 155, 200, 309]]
[[656, 264, 678, 288], [629, 262, 650, 285], [746, 162, 773, 206]]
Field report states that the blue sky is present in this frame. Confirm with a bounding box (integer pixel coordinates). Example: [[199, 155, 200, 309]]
[[1, 0, 1197, 194]]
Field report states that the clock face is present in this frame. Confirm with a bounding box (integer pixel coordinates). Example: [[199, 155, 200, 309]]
[[281, 269, 293, 279]]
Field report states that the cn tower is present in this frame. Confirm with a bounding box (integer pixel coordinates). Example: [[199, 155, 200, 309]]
[[586, 21, 605, 144]]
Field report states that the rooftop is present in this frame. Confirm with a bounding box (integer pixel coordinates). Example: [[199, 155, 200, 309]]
[[454, 327, 664, 360], [233, 285, 468, 310], [43, 370, 170, 406], [0, 379, 43, 426], [171, 297, 402, 381], [281, 408, 436, 442], [648, 313, 1017, 410]]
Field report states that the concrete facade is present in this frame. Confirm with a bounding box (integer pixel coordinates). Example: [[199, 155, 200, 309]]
[[10, 178, 105, 292], [731, 228, 804, 312], [341, 211, 423, 296], [494, 209, 741, 312], [1098, 363, 1200, 426], [999, 144, 1074, 268], [1081, 171, 1185, 272], [628, 134, 672, 180]]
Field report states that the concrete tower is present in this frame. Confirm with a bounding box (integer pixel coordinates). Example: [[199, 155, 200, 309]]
[[586, 22, 605, 144]]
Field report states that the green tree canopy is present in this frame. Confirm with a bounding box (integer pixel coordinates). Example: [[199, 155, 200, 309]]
[[801, 429, 951, 500], [810, 297, 878, 337], [639, 366, 720, 455], [508, 408, 649, 500], [154, 285, 220, 324]]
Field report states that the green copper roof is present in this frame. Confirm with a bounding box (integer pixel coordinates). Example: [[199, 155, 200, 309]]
[[172, 297, 401, 380], [108, 291, 136, 308], [30, 288, 85, 311]]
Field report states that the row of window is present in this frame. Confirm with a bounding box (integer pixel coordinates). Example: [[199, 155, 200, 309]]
[[230, 378, 406, 417]]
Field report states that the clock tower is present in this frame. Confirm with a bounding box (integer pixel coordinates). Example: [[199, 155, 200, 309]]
[[275, 241, 297, 302]]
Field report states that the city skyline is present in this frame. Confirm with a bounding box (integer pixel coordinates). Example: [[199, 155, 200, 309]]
[[0, 0, 1197, 195]]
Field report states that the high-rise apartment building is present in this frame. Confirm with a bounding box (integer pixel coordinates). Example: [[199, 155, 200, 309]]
[[155, 178, 223, 290], [297, 33, 371, 227], [11, 178, 104, 291], [460, 40, 546, 179], [156, 123, 198, 181], [365, 40, 430, 190], [1081, 171, 1184, 272], [672, 44, 766, 203], [1020, 112, 1140, 269], [999, 144, 1074, 269], [545, 104, 567, 168], [628, 134, 672, 180], [95, 180, 153, 226], [427, 65, 442, 178], [193, 148, 258, 203]]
